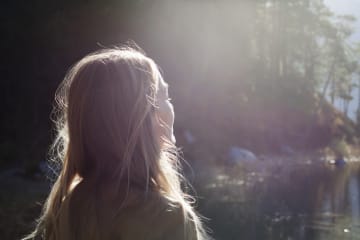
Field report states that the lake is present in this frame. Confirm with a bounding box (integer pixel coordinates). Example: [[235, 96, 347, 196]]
[[2, 156, 360, 240], [194, 157, 360, 240]]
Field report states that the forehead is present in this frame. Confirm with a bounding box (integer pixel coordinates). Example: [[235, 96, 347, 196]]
[[157, 76, 168, 93]]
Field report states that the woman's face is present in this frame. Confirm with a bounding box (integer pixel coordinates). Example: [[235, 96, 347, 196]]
[[155, 77, 176, 144]]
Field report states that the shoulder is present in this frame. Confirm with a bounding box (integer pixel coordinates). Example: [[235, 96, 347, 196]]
[[112, 192, 198, 240], [157, 200, 198, 240]]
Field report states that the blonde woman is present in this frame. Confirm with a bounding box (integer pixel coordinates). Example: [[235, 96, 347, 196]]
[[23, 46, 209, 240]]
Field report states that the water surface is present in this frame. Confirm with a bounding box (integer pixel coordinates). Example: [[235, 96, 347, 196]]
[[196, 159, 360, 240]]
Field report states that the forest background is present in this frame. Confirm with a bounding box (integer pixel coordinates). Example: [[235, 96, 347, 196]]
[[4, 1, 360, 239], [0, 0, 360, 176], [2, 0, 360, 172]]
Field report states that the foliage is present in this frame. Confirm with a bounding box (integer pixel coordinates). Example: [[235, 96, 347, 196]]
[[330, 137, 350, 158], [2, 0, 360, 169]]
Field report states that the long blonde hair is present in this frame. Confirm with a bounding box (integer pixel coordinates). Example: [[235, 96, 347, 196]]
[[24, 46, 208, 240]]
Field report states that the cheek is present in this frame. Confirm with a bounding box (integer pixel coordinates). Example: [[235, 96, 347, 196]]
[[155, 102, 175, 142], [159, 102, 174, 128]]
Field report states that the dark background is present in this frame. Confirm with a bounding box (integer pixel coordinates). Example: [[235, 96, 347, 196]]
[[2, 1, 360, 239], [2, 0, 358, 174]]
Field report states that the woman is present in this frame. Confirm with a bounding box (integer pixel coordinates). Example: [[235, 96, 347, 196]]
[[24, 46, 209, 240]]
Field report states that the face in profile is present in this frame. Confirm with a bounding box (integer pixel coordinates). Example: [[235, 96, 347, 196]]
[[155, 77, 176, 144]]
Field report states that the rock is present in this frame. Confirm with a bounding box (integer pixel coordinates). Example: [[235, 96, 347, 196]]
[[280, 145, 295, 155], [38, 161, 48, 174], [335, 158, 346, 166], [183, 130, 195, 144], [328, 158, 347, 166], [228, 146, 257, 164]]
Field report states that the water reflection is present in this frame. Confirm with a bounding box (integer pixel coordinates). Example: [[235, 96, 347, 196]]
[[196, 160, 360, 240], [349, 176, 360, 222], [311, 164, 360, 239]]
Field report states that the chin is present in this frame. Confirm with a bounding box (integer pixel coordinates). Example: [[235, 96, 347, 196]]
[[171, 135, 176, 144]]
